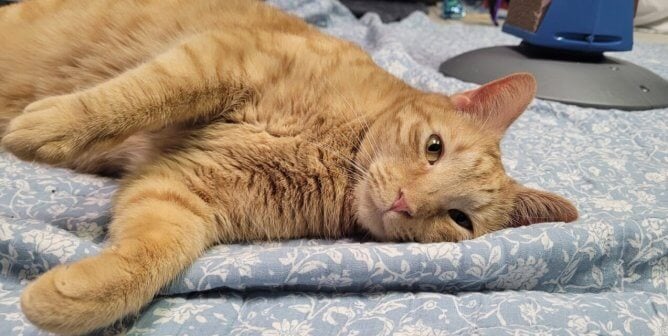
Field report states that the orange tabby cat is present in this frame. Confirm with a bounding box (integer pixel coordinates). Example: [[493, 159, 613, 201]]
[[0, 0, 577, 333]]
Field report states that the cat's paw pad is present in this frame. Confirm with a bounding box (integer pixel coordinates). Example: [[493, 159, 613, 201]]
[[2, 95, 88, 164]]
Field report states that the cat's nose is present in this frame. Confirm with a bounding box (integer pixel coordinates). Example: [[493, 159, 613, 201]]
[[389, 191, 413, 217]]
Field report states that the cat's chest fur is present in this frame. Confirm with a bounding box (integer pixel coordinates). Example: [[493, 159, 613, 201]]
[[162, 98, 364, 241]]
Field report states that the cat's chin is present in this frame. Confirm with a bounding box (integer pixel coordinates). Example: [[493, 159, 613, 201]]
[[359, 206, 401, 242], [354, 182, 395, 241], [360, 219, 388, 241], [355, 199, 388, 241]]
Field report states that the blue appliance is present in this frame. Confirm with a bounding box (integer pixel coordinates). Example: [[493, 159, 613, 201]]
[[440, 0, 668, 110], [503, 0, 634, 53]]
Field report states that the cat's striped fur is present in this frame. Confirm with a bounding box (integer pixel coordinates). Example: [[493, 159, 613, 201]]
[[0, 0, 577, 334]]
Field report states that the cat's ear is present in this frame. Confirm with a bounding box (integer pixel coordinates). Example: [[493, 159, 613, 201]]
[[450, 73, 536, 136], [507, 185, 578, 227]]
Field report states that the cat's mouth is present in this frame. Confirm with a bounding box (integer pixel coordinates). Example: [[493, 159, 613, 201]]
[[358, 189, 390, 240], [356, 177, 416, 241], [382, 208, 412, 218], [374, 189, 413, 219]]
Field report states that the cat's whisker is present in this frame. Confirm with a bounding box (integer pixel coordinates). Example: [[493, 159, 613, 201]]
[[343, 115, 376, 164], [345, 118, 376, 166], [357, 117, 382, 165], [320, 151, 366, 178], [308, 141, 368, 179], [322, 77, 379, 163]]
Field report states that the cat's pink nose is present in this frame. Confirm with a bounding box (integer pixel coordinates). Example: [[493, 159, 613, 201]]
[[389, 191, 412, 217]]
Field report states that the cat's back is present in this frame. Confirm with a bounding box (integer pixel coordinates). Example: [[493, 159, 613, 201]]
[[0, 0, 306, 57], [0, 0, 311, 116]]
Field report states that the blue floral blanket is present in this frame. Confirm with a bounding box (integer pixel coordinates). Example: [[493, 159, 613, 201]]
[[1, 0, 667, 334]]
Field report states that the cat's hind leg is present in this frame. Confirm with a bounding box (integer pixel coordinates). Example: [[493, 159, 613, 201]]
[[20, 169, 222, 334]]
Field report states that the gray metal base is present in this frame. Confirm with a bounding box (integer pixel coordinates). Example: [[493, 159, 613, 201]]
[[439, 44, 668, 111]]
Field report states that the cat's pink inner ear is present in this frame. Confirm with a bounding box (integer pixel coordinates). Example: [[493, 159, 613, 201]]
[[508, 186, 579, 227], [450, 73, 537, 136]]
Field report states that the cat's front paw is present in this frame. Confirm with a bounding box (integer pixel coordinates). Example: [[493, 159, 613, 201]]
[[2, 94, 90, 164], [21, 265, 99, 334], [21, 257, 132, 335]]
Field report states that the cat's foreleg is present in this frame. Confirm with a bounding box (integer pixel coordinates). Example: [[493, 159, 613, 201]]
[[20, 171, 222, 334], [2, 30, 273, 165]]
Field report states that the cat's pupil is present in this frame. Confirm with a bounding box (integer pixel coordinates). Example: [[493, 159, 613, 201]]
[[427, 143, 441, 152], [425, 134, 443, 164], [448, 209, 473, 231]]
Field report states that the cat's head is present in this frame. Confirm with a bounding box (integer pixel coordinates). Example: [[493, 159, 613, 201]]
[[354, 73, 577, 242]]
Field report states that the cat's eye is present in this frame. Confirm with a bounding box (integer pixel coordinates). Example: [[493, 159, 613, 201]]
[[448, 209, 473, 231], [425, 134, 443, 164]]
